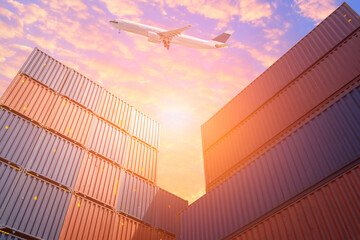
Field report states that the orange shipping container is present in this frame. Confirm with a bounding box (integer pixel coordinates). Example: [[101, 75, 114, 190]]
[[125, 137, 157, 183], [110, 212, 154, 239], [59, 195, 113, 240], [0, 74, 57, 124], [74, 152, 121, 208], [45, 96, 94, 146]]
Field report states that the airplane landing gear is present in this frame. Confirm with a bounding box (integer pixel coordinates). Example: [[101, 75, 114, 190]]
[[162, 40, 170, 50]]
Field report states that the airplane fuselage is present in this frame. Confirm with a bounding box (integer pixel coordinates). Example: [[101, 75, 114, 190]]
[[110, 19, 222, 49]]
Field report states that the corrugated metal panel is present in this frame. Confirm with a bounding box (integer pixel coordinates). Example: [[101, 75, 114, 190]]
[[178, 85, 360, 240], [59, 195, 113, 240], [130, 108, 161, 149], [201, 3, 360, 151], [87, 117, 129, 166], [45, 95, 94, 146], [151, 229, 175, 240], [19, 47, 70, 92], [0, 232, 26, 240], [0, 74, 57, 125], [96, 89, 132, 132], [116, 170, 156, 225], [0, 108, 42, 168], [204, 28, 360, 188], [74, 152, 121, 208], [0, 161, 21, 206], [154, 188, 188, 234], [110, 212, 154, 240], [124, 137, 157, 183], [26, 129, 85, 189], [60, 69, 103, 113], [230, 164, 360, 240], [0, 173, 71, 240]]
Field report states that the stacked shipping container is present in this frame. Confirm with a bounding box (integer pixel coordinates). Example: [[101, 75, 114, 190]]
[[0, 47, 187, 239], [178, 2, 360, 240], [201, 2, 360, 191]]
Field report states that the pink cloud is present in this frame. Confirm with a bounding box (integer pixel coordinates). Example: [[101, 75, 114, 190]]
[[233, 42, 277, 67], [294, 0, 337, 23], [100, 0, 143, 17], [0, 19, 23, 39]]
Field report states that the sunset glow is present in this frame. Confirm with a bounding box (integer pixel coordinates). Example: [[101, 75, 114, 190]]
[[1, 0, 359, 203]]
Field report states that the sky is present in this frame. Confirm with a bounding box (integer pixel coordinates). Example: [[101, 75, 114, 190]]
[[1, 0, 359, 204]]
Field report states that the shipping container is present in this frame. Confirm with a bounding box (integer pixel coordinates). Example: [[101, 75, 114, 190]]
[[204, 28, 360, 188], [0, 108, 42, 168], [117, 170, 157, 225], [19, 47, 70, 92], [201, 2, 360, 151], [0, 161, 21, 206], [0, 74, 57, 125], [87, 117, 129, 166], [26, 129, 85, 189], [124, 137, 157, 183], [0, 232, 26, 240], [177, 85, 360, 240], [130, 108, 161, 149], [45, 95, 95, 147], [154, 188, 188, 234], [151, 229, 175, 240], [59, 195, 113, 240], [96, 89, 132, 132], [60, 69, 103, 113], [74, 152, 121, 208], [0, 173, 71, 240], [110, 211, 154, 240], [229, 164, 360, 240]]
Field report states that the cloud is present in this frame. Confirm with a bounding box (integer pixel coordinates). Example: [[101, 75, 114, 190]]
[[233, 42, 277, 67], [0, 7, 14, 19], [6, 0, 48, 24], [294, 0, 336, 23], [26, 34, 57, 52], [0, 45, 16, 63], [100, 0, 143, 17], [0, 19, 23, 39]]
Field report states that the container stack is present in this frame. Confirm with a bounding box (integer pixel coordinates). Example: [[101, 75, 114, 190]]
[[0, 48, 187, 239], [178, 3, 360, 240]]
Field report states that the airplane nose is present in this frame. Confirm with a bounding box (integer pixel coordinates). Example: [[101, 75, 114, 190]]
[[109, 20, 118, 24]]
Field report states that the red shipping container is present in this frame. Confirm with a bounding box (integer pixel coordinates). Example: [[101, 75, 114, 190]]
[[229, 165, 360, 240], [204, 28, 360, 189], [0, 74, 57, 124], [45, 95, 94, 147], [201, 3, 360, 151], [74, 152, 121, 208]]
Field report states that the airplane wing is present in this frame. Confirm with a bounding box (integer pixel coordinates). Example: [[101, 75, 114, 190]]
[[157, 25, 191, 39]]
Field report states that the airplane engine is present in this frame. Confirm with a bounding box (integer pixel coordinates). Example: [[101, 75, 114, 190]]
[[148, 31, 161, 43]]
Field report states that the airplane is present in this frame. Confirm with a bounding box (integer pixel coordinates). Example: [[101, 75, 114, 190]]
[[109, 19, 233, 50]]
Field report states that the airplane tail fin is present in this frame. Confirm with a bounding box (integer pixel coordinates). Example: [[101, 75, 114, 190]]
[[212, 30, 233, 43]]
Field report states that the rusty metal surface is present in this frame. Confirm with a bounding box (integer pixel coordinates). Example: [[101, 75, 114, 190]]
[[201, 3, 360, 152], [177, 85, 360, 240], [204, 27, 360, 189]]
